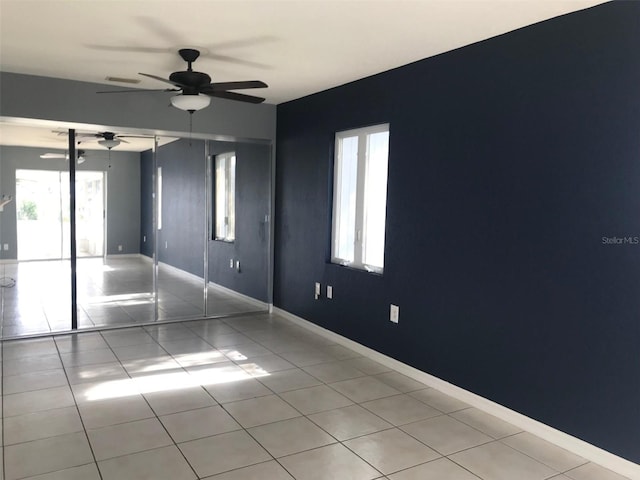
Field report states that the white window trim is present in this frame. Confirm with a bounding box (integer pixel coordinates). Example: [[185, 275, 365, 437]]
[[331, 123, 389, 274]]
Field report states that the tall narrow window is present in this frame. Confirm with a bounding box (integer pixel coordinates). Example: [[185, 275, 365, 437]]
[[214, 152, 236, 241], [157, 166, 162, 230], [332, 124, 389, 273]]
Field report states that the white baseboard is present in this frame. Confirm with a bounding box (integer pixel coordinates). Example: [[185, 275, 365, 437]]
[[158, 261, 204, 283], [106, 253, 144, 259], [157, 260, 268, 311], [207, 280, 269, 311], [272, 307, 640, 480]]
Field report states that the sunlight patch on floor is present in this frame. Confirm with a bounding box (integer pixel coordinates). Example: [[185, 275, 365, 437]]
[[81, 360, 270, 401]]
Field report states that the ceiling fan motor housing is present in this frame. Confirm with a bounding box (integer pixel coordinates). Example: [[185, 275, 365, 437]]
[[169, 71, 211, 89]]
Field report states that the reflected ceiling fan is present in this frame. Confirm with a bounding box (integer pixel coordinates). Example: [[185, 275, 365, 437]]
[[40, 150, 87, 164], [98, 48, 268, 112], [54, 130, 149, 150]]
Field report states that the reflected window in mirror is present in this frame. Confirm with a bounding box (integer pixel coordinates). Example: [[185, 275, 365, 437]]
[[157, 166, 163, 230], [214, 152, 236, 241]]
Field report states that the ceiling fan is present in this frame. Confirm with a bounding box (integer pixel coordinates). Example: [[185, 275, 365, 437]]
[[98, 48, 268, 112], [40, 150, 87, 164], [54, 130, 150, 149]]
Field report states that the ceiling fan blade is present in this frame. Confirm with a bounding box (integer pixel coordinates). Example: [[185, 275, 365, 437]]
[[139, 73, 184, 88], [209, 36, 278, 51], [73, 132, 100, 138], [203, 53, 270, 69], [97, 88, 178, 94], [85, 44, 173, 54], [204, 90, 265, 104], [206, 81, 268, 91], [117, 135, 152, 139]]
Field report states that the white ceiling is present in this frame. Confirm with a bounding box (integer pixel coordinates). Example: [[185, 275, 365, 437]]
[[0, 0, 605, 150], [0, 0, 605, 106]]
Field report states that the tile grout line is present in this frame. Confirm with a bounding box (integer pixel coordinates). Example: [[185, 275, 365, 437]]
[[172, 317, 364, 479], [2, 316, 600, 480], [205, 324, 396, 479], [493, 437, 591, 475], [0, 335, 442, 478], [221, 327, 505, 479], [53, 334, 105, 480], [96, 327, 203, 479]]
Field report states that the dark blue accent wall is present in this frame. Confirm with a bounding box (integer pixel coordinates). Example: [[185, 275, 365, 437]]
[[274, 2, 640, 463]]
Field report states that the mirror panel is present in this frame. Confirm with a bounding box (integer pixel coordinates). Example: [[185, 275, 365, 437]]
[[207, 141, 271, 315], [0, 122, 272, 338], [76, 136, 156, 329]]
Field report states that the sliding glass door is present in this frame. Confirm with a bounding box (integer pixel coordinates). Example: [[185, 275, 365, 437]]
[[16, 169, 105, 261]]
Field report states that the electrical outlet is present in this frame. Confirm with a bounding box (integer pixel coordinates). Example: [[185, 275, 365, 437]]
[[3, 243, 8, 251], [327, 285, 333, 299], [118, 245, 123, 252], [165, 241, 168, 249], [230, 258, 234, 268], [390, 304, 399, 323], [315, 282, 321, 300], [143, 235, 146, 243]]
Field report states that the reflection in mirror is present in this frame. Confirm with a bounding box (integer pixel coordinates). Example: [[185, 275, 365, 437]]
[[0, 121, 271, 338], [145, 138, 271, 322], [75, 130, 158, 330], [207, 141, 271, 315], [0, 135, 72, 335], [152, 138, 207, 321]]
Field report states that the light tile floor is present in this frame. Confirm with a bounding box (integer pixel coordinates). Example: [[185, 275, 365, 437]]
[[0, 257, 266, 338], [0, 313, 633, 480]]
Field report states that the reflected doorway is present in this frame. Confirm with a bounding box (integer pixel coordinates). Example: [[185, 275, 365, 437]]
[[16, 169, 105, 260]]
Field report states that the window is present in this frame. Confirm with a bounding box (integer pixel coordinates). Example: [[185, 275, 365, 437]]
[[157, 166, 162, 230], [332, 124, 389, 273], [214, 152, 236, 241]]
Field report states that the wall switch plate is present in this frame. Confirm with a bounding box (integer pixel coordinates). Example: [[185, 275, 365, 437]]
[[390, 304, 399, 323], [118, 245, 123, 252], [143, 235, 146, 242], [3, 243, 8, 251], [165, 241, 168, 249], [327, 285, 333, 299], [236, 260, 241, 272], [315, 282, 321, 300]]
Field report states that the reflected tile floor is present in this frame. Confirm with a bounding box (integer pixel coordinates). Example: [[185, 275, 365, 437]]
[[0, 313, 633, 480], [0, 257, 265, 338]]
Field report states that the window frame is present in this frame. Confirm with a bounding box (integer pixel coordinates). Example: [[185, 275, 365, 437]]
[[213, 151, 236, 242], [331, 123, 390, 274]]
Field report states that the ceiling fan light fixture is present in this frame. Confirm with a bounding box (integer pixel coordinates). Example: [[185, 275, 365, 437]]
[[171, 93, 211, 112], [98, 138, 121, 149]]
